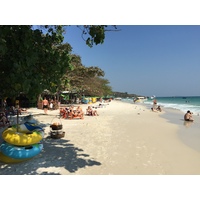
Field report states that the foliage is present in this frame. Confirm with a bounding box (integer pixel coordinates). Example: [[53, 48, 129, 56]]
[[77, 25, 118, 47], [112, 91, 138, 98], [83, 76, 113, 97], [0, 25, 117, 102], [59, 54, 112, 97], [0, 25, 71, 101]]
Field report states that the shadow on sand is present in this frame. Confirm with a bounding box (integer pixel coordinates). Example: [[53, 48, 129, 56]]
[[0, 138, 101, 175], [0, 114, 101, 175]]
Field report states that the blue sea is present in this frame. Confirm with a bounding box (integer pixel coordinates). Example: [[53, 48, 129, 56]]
[[121, 96, 200, 116]]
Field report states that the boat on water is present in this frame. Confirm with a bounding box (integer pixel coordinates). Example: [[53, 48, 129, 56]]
[[115, 97, 122, 100], [133, 96, 147, 103], [150, 95, 156, 99]]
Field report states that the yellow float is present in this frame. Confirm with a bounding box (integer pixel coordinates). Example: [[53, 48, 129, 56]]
[[2, 127, 44, 146]]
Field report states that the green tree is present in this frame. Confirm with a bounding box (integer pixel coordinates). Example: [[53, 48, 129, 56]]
[[59, 54, 106, 95], [0, 25, 117, 103], [83, 76, 113, 97], [77, 25, 118, 47], [0, 25, 69, 101]]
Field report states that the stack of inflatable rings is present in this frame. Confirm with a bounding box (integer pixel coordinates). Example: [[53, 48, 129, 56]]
[[0, 122, 44, 164]]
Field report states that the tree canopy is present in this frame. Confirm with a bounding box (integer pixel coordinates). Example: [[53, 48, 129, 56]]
[[59, 54, 112, 97], [0, 25, 117, 103]]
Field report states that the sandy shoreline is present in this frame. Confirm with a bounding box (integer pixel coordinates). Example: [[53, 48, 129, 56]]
[[1, 100, 200, 175]]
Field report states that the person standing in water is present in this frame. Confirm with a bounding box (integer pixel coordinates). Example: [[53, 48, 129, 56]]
[[152, 98, 157, 111], [42, 97, 49, 114]]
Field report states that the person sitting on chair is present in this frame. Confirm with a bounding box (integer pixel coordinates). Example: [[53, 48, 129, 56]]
[[67, 105, 76, 119], [73, 106, 84, 119], [86, 106, 98, 116], [60, 108, 67, 118]]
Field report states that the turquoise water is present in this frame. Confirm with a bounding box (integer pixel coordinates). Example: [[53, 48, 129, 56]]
[[121, 96, 200, 116]]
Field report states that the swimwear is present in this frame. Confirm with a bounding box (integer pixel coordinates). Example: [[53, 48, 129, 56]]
[[184, 119, 193, 122]]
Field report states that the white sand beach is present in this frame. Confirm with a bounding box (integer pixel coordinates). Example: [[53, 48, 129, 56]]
[[1, 100, 200, 175]]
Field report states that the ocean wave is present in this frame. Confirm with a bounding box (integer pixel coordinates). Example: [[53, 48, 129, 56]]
[[121, 97, 200, 116], [144, 101, 200, 115]]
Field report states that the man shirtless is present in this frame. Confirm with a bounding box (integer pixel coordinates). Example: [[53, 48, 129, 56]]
[[184, 110, 194, 122]]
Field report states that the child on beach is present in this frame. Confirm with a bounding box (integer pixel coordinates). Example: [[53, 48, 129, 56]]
[[156, 105, 162, 112]]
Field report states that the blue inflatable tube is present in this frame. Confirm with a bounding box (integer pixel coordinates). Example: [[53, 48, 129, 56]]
[[0, 142, 43, 159]]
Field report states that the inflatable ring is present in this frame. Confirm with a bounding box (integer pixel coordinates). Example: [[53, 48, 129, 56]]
[[0, 142, 43, 159], [0, 152, 31, 164], [2, 127, 44, 146]]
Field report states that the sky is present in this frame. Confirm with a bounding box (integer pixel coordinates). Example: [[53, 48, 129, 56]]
[[63, 25, 200, 97], [2, 1, 200, 98]]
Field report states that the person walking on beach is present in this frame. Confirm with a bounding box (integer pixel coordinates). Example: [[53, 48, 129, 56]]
[[184, 110, 194, 122], [42, 97, 49, 115]]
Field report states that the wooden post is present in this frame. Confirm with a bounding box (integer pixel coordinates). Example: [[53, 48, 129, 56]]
[[17, 108, 19, 132]]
